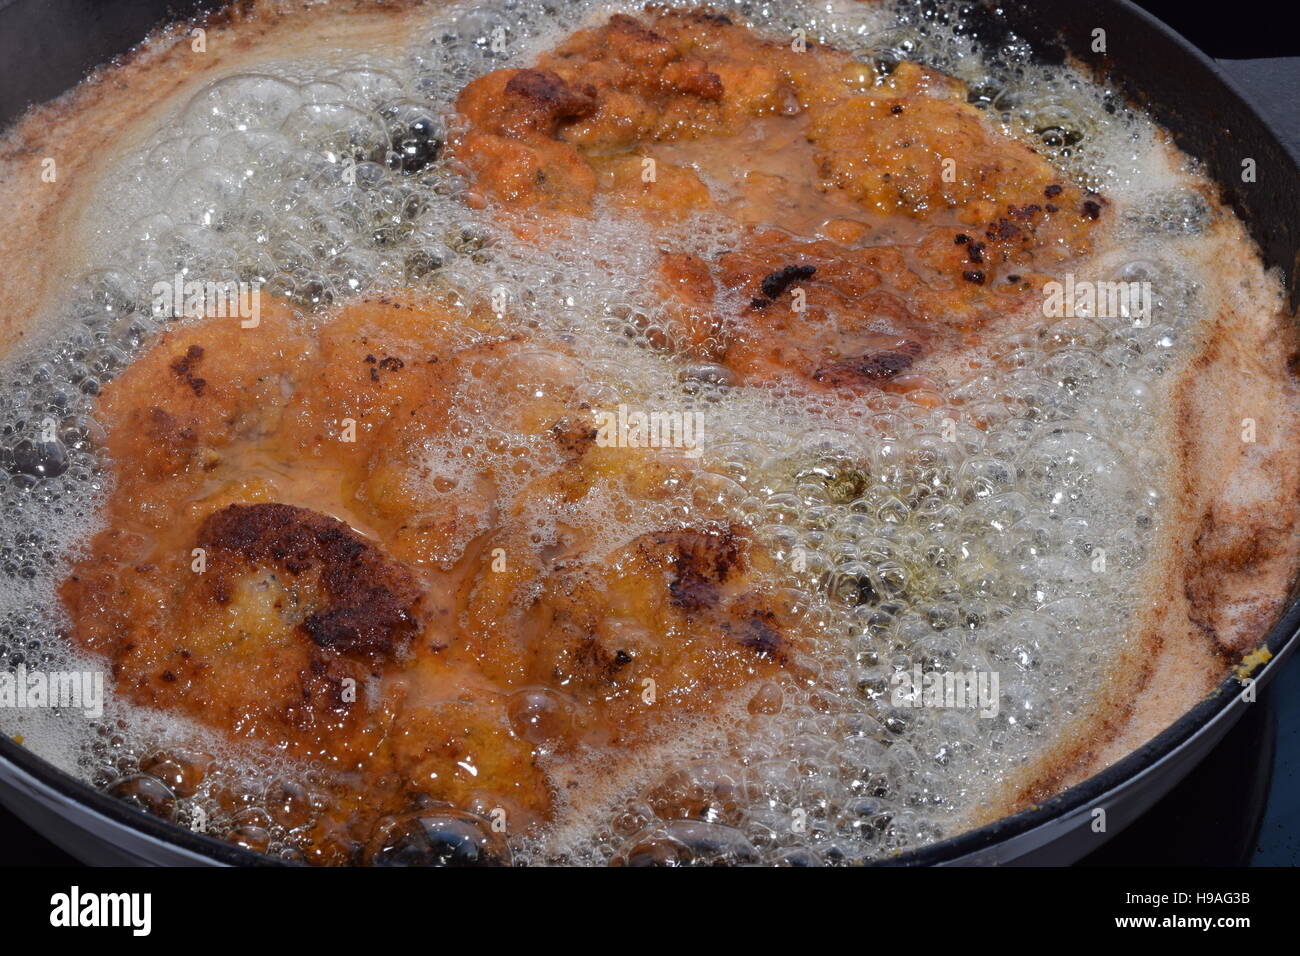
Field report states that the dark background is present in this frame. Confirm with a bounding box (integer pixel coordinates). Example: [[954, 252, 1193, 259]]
[[1135, 0, 1294, 58], [1126, 0, 1300, 868]]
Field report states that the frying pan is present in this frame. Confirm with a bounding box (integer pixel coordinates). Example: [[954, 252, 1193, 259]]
[[0, 0, 1296, 866]]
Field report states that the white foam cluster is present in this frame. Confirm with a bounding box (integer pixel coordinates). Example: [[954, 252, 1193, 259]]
[[0, 0, 1230, 864]]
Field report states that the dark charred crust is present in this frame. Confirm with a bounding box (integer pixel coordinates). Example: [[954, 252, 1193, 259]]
[[752, 264, 817, 308], [962, 270, 986, 284], [504, 69, 582, 107], [682, 67, 725, 99], [1082, 199, 1102, 220], [549, 416, 598, 458], [986, 221, 1016, 242], [571, 634, 632, 685], [761, 264, 817, 299], [1044, 184, 1063, 198], [644, 528, 744, 613], [503, 69, 598, 130], [732, 609, 787, 661], [197, 503, 424, 658], [813, 341, 922, 386], [169, 344, 207, 396]]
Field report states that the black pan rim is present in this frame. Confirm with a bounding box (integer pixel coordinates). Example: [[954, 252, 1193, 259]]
[[1, 0, 1298, 867]]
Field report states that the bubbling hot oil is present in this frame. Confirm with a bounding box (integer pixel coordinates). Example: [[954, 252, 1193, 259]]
[[0, 0, 1225, 864]]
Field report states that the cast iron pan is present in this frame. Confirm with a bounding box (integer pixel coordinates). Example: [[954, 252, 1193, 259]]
[[0, 0, 1296, 866]]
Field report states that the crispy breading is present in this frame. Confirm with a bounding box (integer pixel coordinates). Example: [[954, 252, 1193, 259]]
[[62, 294, 795, 858], [452, 9, 1102, 390]]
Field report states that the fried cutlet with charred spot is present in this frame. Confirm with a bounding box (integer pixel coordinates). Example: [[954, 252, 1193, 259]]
[[452, 9, 1103, 392], [63, 503, 419, 764], [61, 295, 803, 858]]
